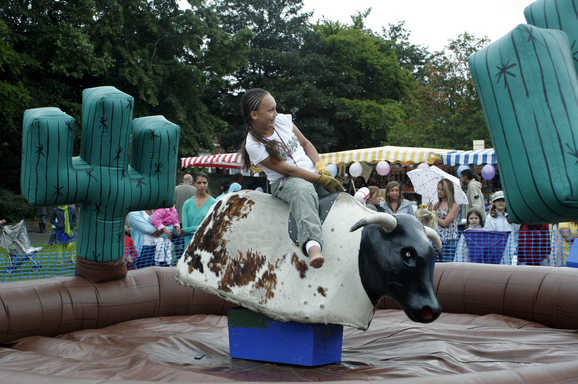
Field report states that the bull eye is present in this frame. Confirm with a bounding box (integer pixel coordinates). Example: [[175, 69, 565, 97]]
[[400, 247, 416, 261]]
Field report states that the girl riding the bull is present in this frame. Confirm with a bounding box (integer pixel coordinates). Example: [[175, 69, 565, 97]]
[[240, 88, 344, 269]]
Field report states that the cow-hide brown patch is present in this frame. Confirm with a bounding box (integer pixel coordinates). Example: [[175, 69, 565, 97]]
[[218, 249, 265, 292], [255, 262, 278, 302], [183, 195, 279, 303], [291, 252, 308, 278], [188, 252, 204, 274], [216, 249, 278, 303], [185, 195, 255, 277]]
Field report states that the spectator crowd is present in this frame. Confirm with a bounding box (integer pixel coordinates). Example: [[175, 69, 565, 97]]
[[19, 166, 578, 270], [349, 166, 577, 266]]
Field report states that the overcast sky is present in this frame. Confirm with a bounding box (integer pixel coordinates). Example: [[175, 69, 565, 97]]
[[179, 1, 532, 52], [302, 0, 531, 51]]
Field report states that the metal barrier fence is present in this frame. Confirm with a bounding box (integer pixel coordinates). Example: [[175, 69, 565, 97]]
[[0, 231, 576, 282], [437, 229, 574, 266]]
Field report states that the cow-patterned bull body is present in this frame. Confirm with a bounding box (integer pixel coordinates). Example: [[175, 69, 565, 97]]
[[176, 190, 441, 330]]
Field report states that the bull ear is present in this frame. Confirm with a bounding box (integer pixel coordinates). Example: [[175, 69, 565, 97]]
[[350, 213, 397, 233], [424, 226, 442, 252]]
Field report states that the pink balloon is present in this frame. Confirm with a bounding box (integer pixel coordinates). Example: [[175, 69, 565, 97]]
[[481, 164, 495, 180], [376, 161, 390, 176], [417, 162, 429, 170]]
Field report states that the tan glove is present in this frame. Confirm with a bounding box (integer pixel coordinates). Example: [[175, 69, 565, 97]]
[[318, 175, 345, 193], [315, 160, 332, 177]]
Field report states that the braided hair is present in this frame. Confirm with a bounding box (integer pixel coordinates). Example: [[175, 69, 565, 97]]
[[240, 88, 283, 170]]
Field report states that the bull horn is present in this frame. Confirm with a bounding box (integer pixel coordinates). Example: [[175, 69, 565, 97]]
[[424, 226, 442, 253], [350, 213, 397, 233]]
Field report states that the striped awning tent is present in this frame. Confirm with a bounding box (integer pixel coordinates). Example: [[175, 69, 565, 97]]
[[181, 153, 242, 169], [440, 149, 496, 166], [181, 146, 451, 169], [320, 146, 449, 166]]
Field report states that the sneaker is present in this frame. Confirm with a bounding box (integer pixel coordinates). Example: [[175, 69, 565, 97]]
[[308, 254, 324, 268]]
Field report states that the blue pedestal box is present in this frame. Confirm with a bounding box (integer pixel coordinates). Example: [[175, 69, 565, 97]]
[[227, 307, 343, 366]]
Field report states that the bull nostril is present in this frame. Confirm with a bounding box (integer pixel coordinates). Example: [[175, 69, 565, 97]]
[[421, 306, 434, 321]]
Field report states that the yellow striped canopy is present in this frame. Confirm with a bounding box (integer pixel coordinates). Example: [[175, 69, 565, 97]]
[[181, 146, 451, 169], [319, 146, 451, 166]]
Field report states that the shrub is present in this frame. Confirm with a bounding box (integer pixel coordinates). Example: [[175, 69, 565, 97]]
[[0, 188, 35, 223]]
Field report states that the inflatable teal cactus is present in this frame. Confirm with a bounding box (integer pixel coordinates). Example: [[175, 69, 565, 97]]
[[469, 0, 578, 225], [469, 25, 578, 224], [524, 0, 578, 74], [21, 86, 180, 279]]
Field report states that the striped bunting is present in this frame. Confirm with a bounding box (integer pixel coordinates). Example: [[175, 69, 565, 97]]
[[440, 149, 496, 166]]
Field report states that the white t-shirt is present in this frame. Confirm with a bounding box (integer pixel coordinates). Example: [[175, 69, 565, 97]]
[[245, 114, 316, 182]]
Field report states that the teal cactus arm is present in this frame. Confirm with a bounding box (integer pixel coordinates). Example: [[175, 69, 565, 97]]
[[468, 24, 578, 223], [524, 0, 578, 75], [21, 86, 180, 264], [21, 108, 90, 206], [128, 115, 180, 211]]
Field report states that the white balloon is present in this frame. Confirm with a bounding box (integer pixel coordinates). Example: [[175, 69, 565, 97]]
[[326, 163, 338, 178], [376, 161, 390, 176], [349, 162, 363, 178], [417, 162, 429, 170]]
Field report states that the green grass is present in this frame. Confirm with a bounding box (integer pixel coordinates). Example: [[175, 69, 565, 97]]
[[0, 244, 77, 282]]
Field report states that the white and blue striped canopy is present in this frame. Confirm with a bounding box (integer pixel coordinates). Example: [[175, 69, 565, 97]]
[[440, 149, 496, 166]]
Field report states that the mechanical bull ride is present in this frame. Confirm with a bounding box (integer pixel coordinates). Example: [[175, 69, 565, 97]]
[[176, 191, 443, 330]]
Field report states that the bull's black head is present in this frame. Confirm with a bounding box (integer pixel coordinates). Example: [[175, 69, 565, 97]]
[[351, 213, 442, 323]]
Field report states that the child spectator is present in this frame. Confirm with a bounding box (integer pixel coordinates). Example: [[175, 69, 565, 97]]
[[416, 207, 439, 260], [366, 186, 383, 211], [558, 221, 578, 265], [150, 206, 180, 238], [149, 206, 180, 266], [50, 205, 77, 263], [454, 208, 484, 262], [124, 230, 137, 270], [484, 191, 519, 264], [415, 208, 437, 229]]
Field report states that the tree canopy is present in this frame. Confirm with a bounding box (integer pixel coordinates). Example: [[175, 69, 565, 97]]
[[0, 0, 490, 192]]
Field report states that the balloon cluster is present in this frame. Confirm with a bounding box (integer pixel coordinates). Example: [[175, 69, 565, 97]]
[[349, 161, 433, 178], [348, 160, 392, 177], [347, 161, 495, 182]]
